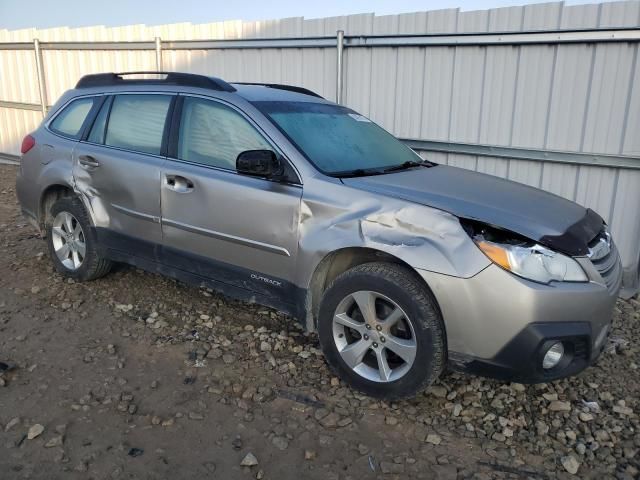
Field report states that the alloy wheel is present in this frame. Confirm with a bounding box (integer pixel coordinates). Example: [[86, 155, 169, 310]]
[[51, 211, 86, 270], [332, 290, 417, 383]]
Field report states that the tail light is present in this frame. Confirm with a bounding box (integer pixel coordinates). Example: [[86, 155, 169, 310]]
[[21, 134, 36, 154]]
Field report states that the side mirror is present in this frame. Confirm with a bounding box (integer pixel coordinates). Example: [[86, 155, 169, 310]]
[[236, 150, 284, 179]]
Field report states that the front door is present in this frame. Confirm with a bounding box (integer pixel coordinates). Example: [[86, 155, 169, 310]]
[[72, 93, 174, 257], [160, 95, 302, 302]]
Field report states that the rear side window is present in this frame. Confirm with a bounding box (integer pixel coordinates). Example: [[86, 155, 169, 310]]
[[49, 97, 95, 138], [87, 97, 111, 144], [104, 94, 172, 155], [177, 97, 271, 170]]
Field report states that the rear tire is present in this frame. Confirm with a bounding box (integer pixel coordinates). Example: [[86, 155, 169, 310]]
[[317, 262, 446, 400], [46, 197, 112, 282]]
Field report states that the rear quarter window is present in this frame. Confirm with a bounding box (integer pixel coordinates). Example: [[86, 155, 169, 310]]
[[49, 97, 96, 138]]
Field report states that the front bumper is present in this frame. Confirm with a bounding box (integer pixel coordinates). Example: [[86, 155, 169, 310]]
[[418, 263, 620, 383], [447, 321, 609, 383]]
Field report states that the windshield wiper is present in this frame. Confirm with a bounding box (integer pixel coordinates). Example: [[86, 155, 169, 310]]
[[383, 160, 434, 173], [330, 168, 385, 178]]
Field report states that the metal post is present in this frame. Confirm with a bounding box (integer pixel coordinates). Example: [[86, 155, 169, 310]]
[[33, 38, 48, 117], [155, 37, 163, 71], [336, 30, 344, 105]]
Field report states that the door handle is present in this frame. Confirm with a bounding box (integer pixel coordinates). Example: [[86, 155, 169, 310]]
[[165, 174, 194, 193], [78, 155, 100, 168]]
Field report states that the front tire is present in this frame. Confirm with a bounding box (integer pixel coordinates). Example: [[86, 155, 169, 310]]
[[318, 262, 446, 400], [46, 197, 112, 282]]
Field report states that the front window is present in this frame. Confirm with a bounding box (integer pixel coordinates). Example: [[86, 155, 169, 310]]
[[177, 97, 272, 170], [254, 101, 423, 176]]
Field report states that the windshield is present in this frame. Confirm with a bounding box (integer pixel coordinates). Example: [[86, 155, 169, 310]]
[[253, 101, 423, 176]]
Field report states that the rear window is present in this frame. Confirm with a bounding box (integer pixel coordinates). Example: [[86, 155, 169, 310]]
[[104, 94, 172, 155], [49, 97, 95, 138]]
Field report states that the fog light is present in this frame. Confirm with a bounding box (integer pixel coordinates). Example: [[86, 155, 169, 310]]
[[542, 342, 564, 369]]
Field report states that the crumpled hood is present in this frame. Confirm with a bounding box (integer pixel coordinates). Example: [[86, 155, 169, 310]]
[[343, 165, 603, 256]]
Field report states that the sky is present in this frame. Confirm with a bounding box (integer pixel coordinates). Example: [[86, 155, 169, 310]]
[[0, 0, 610, 30]]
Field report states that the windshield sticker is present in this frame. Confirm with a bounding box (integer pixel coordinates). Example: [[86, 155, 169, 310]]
[[348, 113, 372, 122]]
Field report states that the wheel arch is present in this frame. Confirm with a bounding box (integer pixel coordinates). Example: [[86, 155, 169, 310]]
[[303, 246, 443, 333], [39, 184, 75, 233]]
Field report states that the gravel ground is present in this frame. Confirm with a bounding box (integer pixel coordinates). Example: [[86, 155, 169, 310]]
[[0, 164, 639, 480]]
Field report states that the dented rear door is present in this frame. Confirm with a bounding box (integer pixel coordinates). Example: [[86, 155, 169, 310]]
[[72, 93, 174, 258]]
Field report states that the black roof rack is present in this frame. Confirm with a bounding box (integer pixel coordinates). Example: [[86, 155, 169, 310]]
[[75, 71, 236, 92], [232, 82, 323, 99]]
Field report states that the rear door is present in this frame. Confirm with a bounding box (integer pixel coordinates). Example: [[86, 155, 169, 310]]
[[72, 92, 174, 257], [160, 95, 302, 301]]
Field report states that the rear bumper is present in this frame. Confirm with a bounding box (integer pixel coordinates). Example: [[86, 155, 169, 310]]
[[417, 263, 620, 383]]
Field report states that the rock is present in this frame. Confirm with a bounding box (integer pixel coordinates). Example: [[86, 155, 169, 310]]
[[385, 416, 398, 425], [240, 452, 259, 467], [549, 400, 571, 412], [426, 434, 442, 445], [429, 386, 447, 398], [613, 405, 634, 416], [128, 447, 144, 457], [272, 436, 288, 450], [259, 341, 271, 352], [314, 408, 329, 421], [380, 462, 404, 474], [5, 417, 20, 432], [492, 432, 506, 442], [222, 354, 235, 364], [319, 412, 341, 428], [44, 436, 64, 448], [433, 465, 458, 480], [562, 455, 580, 475], [304, 450, 316, 460], [189, 412, 204, 420], [579, 412, 594, 422], [28, 424, 44, 440], [337, 417, 352, 427]]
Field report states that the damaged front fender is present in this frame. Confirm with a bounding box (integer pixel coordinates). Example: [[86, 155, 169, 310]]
[[296, 177, 491, 292]]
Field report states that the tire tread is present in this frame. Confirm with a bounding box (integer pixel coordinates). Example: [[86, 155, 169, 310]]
[[319, 261, 446, 400]]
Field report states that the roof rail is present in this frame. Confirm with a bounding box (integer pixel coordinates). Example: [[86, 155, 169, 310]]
[[75, 71, 236, 92], [233, 82, 323, 99]]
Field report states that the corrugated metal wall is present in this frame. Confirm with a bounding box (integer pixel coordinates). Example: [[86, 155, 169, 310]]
[[1, 1, 639, 293]]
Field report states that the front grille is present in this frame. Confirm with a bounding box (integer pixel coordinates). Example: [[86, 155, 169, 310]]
[[588, 231, 622, 295]]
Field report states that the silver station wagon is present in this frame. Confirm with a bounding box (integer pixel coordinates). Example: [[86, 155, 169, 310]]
[[16, 72, 622, 399]]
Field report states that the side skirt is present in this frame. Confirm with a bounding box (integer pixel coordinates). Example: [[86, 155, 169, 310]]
[[94, 228, 307, 324]]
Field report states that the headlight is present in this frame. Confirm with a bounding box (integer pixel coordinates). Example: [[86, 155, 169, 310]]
[[474, 239, 587, 284]]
